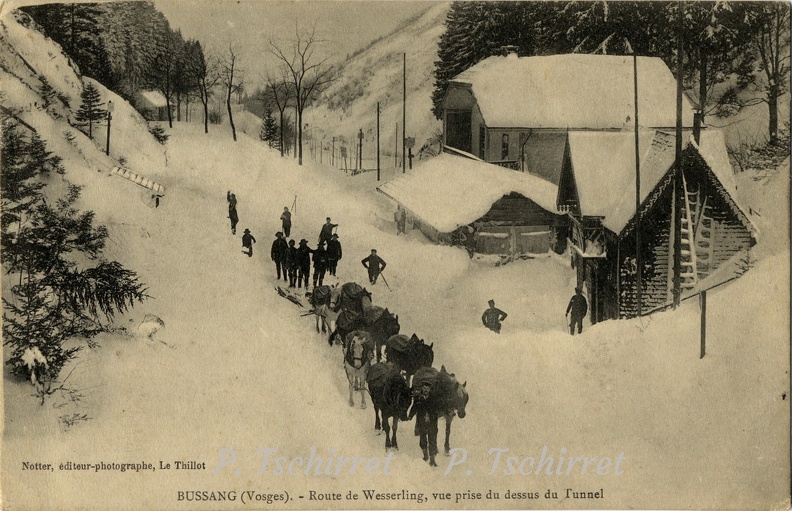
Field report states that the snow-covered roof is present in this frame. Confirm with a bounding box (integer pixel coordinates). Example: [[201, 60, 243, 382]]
[[451, 54, 696, 129], [137, 90, 169, 108], [567, 129, 745, 234], [377, 153, 559, 233]]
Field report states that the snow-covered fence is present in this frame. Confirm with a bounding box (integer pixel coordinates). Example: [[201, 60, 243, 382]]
[[109, 167, 166, 195]]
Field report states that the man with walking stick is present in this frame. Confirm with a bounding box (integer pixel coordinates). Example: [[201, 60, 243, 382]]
[[361, 249, 387, 286]]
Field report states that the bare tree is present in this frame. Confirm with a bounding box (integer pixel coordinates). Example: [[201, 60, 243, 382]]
[[197, 50, 221, 134], [221, 41, 244, 142], [264, 69, 295, 157], [269, 24, 335, 165]]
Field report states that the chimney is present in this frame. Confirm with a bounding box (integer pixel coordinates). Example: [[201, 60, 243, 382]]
[[500, 45, 519, 57]]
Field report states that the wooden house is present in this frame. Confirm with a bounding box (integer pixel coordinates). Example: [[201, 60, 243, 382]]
[[135, 90, 171, 121], [377, 153, 564, 257], [442, 53, 695, 184], [557, 129, 755, 323]]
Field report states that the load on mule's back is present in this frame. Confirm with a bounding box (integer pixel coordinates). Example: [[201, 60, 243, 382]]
[[333, 282, 374, 345], [385, 333, 434, 377]]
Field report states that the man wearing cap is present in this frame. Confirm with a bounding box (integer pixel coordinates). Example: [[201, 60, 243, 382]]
[[566, 287, 588, 335], [296, 239, 314, 289], [318, 217, 338, 246], [241, 228, 256, 257], [482, 299, 507, 334], [361, 249, 386, 285], [312, 241, 330, 287], [271, 232, 288, 281], [326, 233, 342, 277]]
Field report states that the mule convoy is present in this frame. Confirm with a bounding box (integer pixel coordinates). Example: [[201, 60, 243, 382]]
[[295, 282, 470, 468]]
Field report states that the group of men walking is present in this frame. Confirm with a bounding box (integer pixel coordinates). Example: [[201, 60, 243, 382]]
[[270, 227, 343, 289]]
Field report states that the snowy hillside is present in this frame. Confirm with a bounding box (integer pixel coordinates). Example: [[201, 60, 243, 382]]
[[2, 6, 790, 511], [307, 2, 447, 166]]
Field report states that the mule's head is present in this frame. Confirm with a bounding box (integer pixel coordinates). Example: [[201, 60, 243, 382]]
[[455, 381, 469, 418], [382, 309, 400, 337], [329, 284, 342, 311], [418, 341, 434, 369], [349, 335, 367, 369]]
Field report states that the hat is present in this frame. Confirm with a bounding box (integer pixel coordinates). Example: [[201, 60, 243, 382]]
[[371, 248, 377, 253], [299, 239, 307, 244], [488, 299, 495, 306], [276, 232, 283, 237], [332, 233, 339, 239], [244, 228, 250, 233]]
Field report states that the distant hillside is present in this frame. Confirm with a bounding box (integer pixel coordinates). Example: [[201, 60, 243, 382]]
[[308, 2, 448, 166]]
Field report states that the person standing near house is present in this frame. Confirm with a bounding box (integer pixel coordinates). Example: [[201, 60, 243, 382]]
[[241, 228, 256, 257], [361, 249, 386, 285], [318, 217, 338, 246], [326, 233, 342, 277], [227, 191, 239, 235], [297, 239, 314, 289], [280, 207, 292, 237], [482, 299, 507, 334], [566, 287, 588, 335], [270, 232, 288, 282], [394, 206, 407, 235]]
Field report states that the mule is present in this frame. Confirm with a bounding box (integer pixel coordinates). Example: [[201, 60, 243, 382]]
[[306, 284, 341, 345], [410, 365, 469, 467], [332, 308, 400, 358], [343, 331, 375, 408], [366, 362, 412, 451], [385, 334, 434, 378]]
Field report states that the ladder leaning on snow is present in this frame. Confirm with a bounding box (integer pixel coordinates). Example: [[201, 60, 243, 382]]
[[109, 167, 166, 196]]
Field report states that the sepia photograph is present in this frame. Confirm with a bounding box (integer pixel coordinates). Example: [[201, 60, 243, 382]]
[[1, 0, 790, 509]]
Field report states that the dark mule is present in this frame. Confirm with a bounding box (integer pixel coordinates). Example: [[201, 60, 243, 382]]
[[343, 330, 375, 408], [410, 366, 469, 467], [385, 334, 434, 377], [366, 362, 412, 451], [333, 308, 400, 358]]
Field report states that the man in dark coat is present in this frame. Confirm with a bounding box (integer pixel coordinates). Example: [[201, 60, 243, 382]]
[[318, 217, 338, 246], [285, 240, 299, 288], [280, 207, 292, 237], [312, 242, 329, 288], [241, 228, 256, 257], [482, 299, 507, 334], [297, 239, 314, 289], [326, 233, 342, 277], [227, 191, 238, 235], [270, 232, 288, 281], [566, 287, 588, 335], [361, 249, 386, 285]]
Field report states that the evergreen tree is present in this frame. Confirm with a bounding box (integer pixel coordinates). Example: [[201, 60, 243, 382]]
[[74, 82, 106, 139], [38, 76, 57, 109], [260, 109, 278, 147], [1, 123, 148, 402]]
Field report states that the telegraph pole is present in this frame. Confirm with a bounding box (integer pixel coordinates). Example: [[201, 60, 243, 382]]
[[673, 1, 684, 309], [632, 45, 642, 317], [377, 102, 381, 181], [402, 52, 406, 174]]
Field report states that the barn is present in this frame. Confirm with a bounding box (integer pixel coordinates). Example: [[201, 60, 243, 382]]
[[442, 52, 695, 184], [377, 153, 564, 257], [557, 129, 756, 323], [135, 90, 172, 121]]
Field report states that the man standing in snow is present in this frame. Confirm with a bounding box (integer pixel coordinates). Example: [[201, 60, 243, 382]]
[[326, 233, 342, 277], [361, 249, 386, 285], [285, 239, 299, 288], [318, 217, 338, 246], [482, 299, 508, 334], [566, 287, 588, 335], [312, 241, 329, 288], [394, 206, 407, 235], [271, 232, 288, 282], [280, 207, 292, 237], [297, 239, 313, 289], [241, 228, 256, 257], [227, 191, 239, 235]]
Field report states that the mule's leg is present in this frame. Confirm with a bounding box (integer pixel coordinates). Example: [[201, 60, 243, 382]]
[[321, 317, 327, 334], [383, 417, 392, 450], [348, 376, 355, 407], [444, 414, 453, 455], [315, 315, 321, 333], [359, 383, 367, 409], [391, 419, 399, 450], [373, 404, 382, 433]]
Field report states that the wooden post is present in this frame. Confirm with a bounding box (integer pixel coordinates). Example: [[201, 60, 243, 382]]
[[700, 290, 706, 358], [395, 123, 398, 167], [632, 49, 642, 317], [402, 52, 406, 174], [672, 0, 684, 308], [377, 102, 381, 181]]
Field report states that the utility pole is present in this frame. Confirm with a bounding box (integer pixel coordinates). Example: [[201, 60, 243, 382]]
[[332, 137, 335, 167], [377, 102, 381, 181], [632, 45, 642, 318], [105, 100, 113, 156], [395, 123, 398, 167], [402, 52, 406, 174], [672, 0, 684, 309]]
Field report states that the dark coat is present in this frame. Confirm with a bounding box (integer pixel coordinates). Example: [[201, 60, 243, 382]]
[[361, 254, 386, 273], [326, 239, 342, 260], [319, 223, 337, 243], [297, 245, 313, 268], [242, 233, 256, 248], [271, 237, 288, 261], [285, 246, 299, 269], [566, 293, 588, 318], [312, 247, 329, 270], [281, 211, 291, 227]]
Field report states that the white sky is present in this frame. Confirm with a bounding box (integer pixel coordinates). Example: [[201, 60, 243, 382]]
[[152, 0, 434, 87]]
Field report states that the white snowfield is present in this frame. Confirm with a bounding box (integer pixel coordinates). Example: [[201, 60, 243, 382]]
[[1, 9, 789, 511]]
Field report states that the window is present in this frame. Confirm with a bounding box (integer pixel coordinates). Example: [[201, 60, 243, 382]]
[[501, 134, 509, 159]]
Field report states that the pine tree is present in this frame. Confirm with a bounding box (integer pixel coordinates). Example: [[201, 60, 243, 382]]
[[74, 82, 106, 139], [38, 76, 57, 109], [1, 124, 148, 402], [260, 110, 278, 148]]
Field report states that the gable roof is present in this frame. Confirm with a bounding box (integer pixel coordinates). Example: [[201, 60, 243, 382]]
[[450, 53, 696, 129], [377, 153, 559, 233], [566, 128, 748, 234]]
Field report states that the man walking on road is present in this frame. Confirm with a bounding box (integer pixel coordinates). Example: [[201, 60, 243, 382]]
[[326, 233, 342, 277], [566, 287, 588, 335], [319, 217, 338, 246], [482, 299, 508, 334], [361, 249, 386, 285], [227, 191, 239, 235], [241, 228, 256, 257], [280, 207, 292, 237], [297, 239, 313, 290]]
